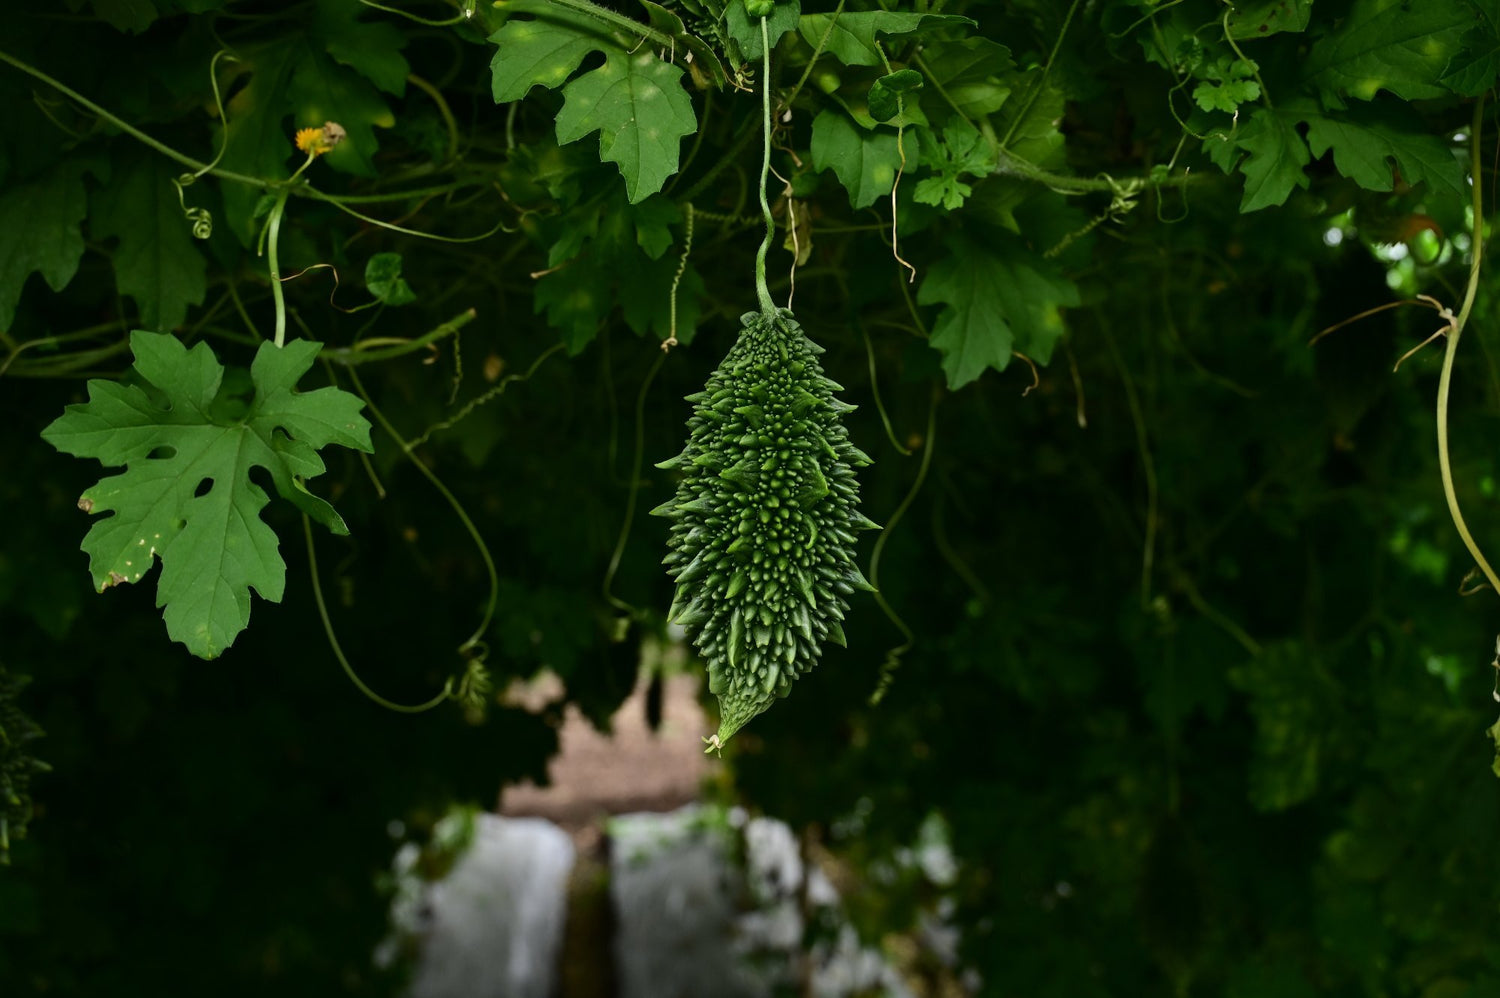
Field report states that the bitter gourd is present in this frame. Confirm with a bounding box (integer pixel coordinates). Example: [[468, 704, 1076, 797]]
[[653, 308, 877, 747]]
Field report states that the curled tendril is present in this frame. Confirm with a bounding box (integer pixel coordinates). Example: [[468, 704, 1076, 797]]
[[172, 173, 213, 239]]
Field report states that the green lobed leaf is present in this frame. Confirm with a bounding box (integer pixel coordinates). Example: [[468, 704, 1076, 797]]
[[41, 333, 373, 659], [1191, 57, 1262, 114], [1193, 77, 1261, 113], [490, 3, 698, 201], [489, 3, 604, 100], [555, 51, 697, 203], [1233, 107, 1311, 212], [914, 119, 995, 210], [1303, 0, 1477, 106], [917, 233, 1079, 389], [796, 10, 976, 67], [0, 168, 87, 331], [809, 110, 902, 209], [90, 150, 208, 333], [1301, 103, 1465, 201]]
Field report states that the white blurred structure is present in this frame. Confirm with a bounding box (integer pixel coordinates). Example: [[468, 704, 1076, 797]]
[[404, 814, 576, 998], [610, 805, 914, 998]]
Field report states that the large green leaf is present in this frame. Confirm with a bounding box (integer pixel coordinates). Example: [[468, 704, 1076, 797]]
[[1234, 107, 1311, 212], [41, 333, 373, 659], [1443, 0, 1500, 95], [916, 233, 1079, 389], [809, 110, 902, 209], [0, 169, 87, 331], [1303, 0, 1476, 105], [1301, 103, 1465, 201], [90, 151, 207, 333], [490, 3, 697, 202]]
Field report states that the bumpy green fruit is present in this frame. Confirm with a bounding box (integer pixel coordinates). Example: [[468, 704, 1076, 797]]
[[652, 308, 878, 747]]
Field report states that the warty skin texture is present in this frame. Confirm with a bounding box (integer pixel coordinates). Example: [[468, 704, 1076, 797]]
[[652, 308, 878, 747]]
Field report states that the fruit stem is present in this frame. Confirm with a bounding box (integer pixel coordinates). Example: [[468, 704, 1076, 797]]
[[754, 16, 775, 316]]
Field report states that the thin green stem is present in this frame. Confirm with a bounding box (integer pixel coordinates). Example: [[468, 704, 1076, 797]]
[[303, 515, 454, 713], [348, 368, 501, 650], [407, 343, 566, 448], [1220, 4, 1272, 110], [1102, 311, 1159, 609], [306, 181, 481, 205], [265, 187, 292, 347], [995, 151, 1196, 193], [868, 387, 939, 705], [357, 0, 468, 26], [1437, 98, 1499, 596], [604, 351, 667, 613], [858, 322, 912, 455], [312, 193, 513, 242], [754, 15, 775, 315], [0, 47, 273, 191], [325, 308, 477, 366]]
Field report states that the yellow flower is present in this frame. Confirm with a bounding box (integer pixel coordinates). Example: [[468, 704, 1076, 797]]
[[293, 121, 347, 156]]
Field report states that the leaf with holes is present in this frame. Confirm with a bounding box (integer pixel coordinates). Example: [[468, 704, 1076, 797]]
[[40, 332, 373, 659], [490, 1, 697, 201]]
